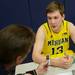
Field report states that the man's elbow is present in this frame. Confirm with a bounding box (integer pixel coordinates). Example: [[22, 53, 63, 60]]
[[32, 52, 36, 62], [32, 52, 40, 63]]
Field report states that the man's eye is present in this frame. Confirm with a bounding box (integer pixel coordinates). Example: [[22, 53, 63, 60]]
[[54, 17, 58, 19], [47, 17, 51, 20]]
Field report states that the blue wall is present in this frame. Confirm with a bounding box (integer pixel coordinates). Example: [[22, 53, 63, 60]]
[[0, 0, 65, 31], [0, 0, 75, 62], [0, 0, 32, 29], [0, 0, 75, 30]]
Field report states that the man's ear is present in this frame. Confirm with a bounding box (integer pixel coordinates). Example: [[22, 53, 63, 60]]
[[62, 14, 65, 20], [16, 56, 22, 65]]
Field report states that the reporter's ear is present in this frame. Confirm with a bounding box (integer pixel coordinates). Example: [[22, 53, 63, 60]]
[[16, 56, 23, 65]]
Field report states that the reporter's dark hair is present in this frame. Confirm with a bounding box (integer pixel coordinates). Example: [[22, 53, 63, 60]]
[[0, 24, 35, 64]]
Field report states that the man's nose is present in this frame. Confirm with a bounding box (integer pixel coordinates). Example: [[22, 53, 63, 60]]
[[51, 19, 55, 24]]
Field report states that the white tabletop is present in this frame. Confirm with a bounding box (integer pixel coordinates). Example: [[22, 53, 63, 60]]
[[15, 62, 75, 75]]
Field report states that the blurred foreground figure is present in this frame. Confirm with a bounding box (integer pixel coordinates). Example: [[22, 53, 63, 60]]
[[0, 24, 48, 75]]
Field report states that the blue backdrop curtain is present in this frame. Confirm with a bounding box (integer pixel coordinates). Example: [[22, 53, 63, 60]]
[[0, 0, 32, 29]]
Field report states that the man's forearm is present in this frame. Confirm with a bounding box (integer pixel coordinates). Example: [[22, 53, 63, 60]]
[[33, 54, 46, 64]]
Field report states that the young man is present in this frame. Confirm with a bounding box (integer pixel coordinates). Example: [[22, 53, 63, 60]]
[[32, 1, 75, 69], [0, 24, 48, 75]]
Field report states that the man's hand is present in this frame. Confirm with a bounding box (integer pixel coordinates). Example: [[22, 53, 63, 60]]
[[36, 61, 48, 75], [50, 56, 73, 69]]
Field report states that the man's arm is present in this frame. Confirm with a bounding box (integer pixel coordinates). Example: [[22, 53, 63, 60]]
[[32, 24, 73, 69], [32, 26, 46, 64], [69, 22, 75, 43]]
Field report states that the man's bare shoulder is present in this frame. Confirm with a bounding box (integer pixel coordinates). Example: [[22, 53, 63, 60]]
[[68, 21, 75, 31], [68, 21, 75, 42], [36, 26, 44, 38], [37, 23, 47, 34]]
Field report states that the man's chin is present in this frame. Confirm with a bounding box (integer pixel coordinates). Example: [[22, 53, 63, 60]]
[[52, 29, 58, 33]]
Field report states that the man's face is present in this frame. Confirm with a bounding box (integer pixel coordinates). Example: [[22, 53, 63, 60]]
[[47, 10, 64, 33]]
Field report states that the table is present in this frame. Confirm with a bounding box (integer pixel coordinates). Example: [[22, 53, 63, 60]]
[[15, 62, 75, 75]]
